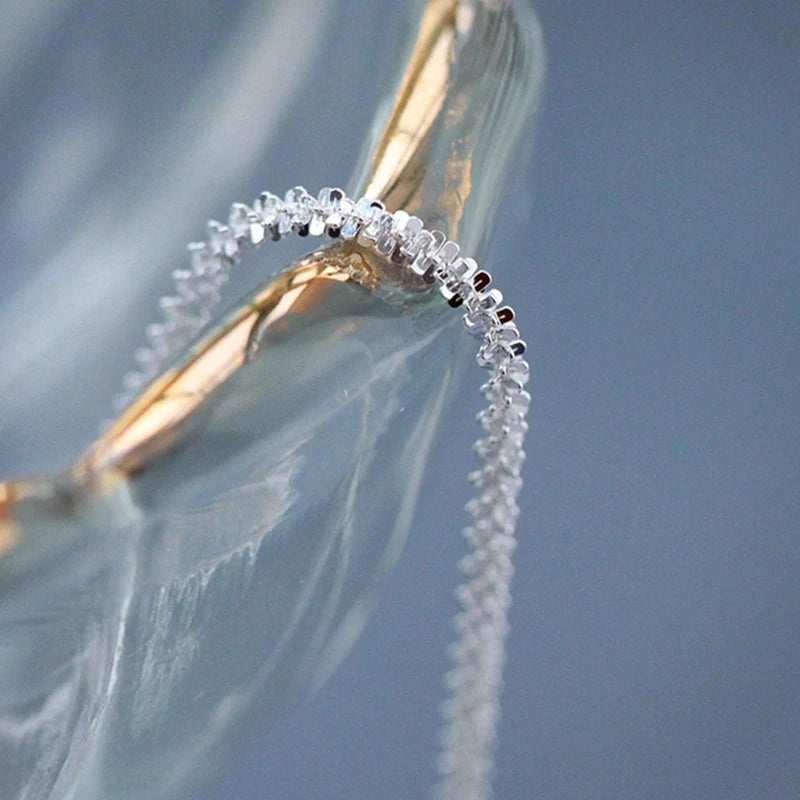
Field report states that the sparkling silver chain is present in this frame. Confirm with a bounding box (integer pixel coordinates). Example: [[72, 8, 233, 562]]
[[117, 187, 530, 800]]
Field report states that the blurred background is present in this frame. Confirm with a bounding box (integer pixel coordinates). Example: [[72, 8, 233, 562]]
[[1, 1, 799, 798]]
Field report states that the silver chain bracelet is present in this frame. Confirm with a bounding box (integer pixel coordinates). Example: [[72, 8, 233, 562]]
[[117, 185, 530, 800]]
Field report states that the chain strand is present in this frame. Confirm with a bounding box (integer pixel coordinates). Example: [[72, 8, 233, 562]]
[[116, 187, 530, 800]]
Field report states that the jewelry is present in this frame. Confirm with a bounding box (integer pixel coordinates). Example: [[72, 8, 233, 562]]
[[117, 185, 530, 800]]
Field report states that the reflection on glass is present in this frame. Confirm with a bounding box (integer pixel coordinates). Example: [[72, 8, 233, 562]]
[[0, 1, 544, 797]]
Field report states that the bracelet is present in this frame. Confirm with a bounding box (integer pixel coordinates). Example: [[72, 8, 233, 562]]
[[118, 186, 530, 800]]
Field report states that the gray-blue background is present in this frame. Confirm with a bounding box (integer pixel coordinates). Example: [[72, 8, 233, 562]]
[[2, 1, 798, 798]]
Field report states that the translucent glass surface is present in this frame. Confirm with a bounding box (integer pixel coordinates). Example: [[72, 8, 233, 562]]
[[0, 2, 544, 797], [2, 280, 462, 798]]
